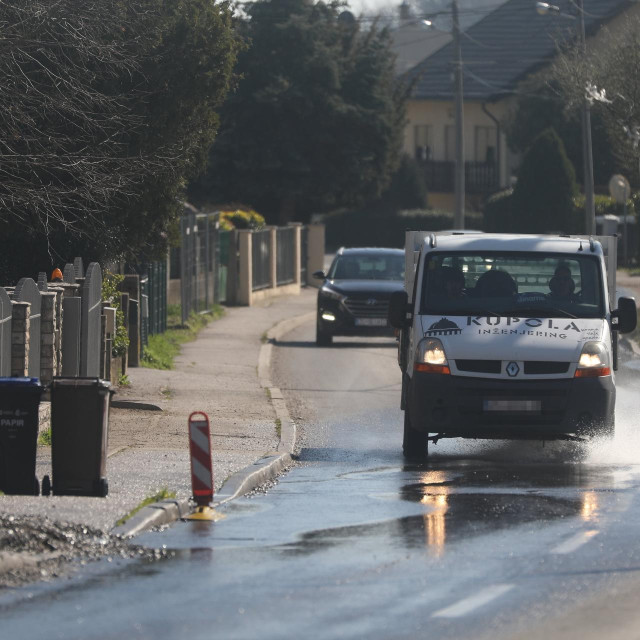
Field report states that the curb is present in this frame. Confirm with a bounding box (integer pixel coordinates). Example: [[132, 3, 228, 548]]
[[111, 308, 314, 538]]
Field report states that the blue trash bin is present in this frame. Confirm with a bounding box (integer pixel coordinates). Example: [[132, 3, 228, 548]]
[[0, 378, 44, 495]]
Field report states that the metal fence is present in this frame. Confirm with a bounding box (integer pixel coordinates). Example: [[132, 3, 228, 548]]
[[252, 229, 272, 291], [178, 209, 229, 323], [125, 260, 167, 347], [276, 226, 296, 286], [216, 230, 230, 304]]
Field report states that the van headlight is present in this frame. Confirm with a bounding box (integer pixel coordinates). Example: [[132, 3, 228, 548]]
[[575, 341, 611, 377], [414, 338, 450, 374]]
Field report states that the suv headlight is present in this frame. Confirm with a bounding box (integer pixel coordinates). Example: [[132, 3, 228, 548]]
[[414, 338, 450, 374], [321, 286, 346, 303], [575, 341, 611, 377]]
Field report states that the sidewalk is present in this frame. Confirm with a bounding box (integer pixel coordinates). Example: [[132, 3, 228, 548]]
[[0, 289, 317, 535]]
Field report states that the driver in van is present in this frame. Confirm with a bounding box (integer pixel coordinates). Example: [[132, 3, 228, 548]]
[[548, 264, 578, 301]]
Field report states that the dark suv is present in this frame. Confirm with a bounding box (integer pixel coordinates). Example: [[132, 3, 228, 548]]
[[313, 247, 405, 345]]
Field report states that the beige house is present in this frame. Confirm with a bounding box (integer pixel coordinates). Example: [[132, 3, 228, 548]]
[[399, 0, 639, 213]]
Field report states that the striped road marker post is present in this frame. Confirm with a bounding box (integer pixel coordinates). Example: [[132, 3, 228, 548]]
[[185, 411, 225, 521]]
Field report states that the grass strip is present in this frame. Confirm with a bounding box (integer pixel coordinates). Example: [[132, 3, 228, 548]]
[[115, 487, 177, 527], [142, 304, 224, 370]]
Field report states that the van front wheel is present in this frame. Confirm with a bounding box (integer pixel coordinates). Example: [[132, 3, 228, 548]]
[[403, 409, 428, 460]]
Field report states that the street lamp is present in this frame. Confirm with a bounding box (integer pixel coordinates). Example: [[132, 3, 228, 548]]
[[536, 1, 596, 236]]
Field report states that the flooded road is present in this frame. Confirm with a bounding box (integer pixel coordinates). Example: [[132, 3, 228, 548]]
[[3, 323, 640, 639]]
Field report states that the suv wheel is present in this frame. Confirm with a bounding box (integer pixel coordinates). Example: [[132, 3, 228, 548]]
[[316, 319, 333, 346]]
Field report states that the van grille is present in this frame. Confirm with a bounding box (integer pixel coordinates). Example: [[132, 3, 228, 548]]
[[524, 361, 570, 374], [455, 360, 570, 375], [456, 360, 501, 374]]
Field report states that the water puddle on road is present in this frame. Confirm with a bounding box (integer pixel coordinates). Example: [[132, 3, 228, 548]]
[[275, 490, 580, 558]]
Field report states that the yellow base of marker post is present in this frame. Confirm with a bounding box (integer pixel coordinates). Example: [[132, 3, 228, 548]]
[[185, 505, 226, 521]]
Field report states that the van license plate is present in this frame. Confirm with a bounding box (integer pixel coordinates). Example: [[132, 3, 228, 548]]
[[483, 400, 541, 412], [355, 318, 387, 326]]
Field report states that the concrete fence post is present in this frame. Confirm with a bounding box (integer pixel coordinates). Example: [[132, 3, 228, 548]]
[[269, 226, 277, 289], [128, 299, 140, 367], [120, 275, 140, 367], [14, 278, 41, 378], [306, 224, 326, 287], [11, 301, 29, 377], [238, 230, 253, 306], [0, 288, 12, 377], [289, 223, 302, 286], [40, 292, 57, 385], [61, 297, 81, 376]]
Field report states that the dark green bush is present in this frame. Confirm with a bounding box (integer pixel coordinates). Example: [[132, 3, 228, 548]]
[[512, 128, 579, 234], [483, 188, 515, 233]]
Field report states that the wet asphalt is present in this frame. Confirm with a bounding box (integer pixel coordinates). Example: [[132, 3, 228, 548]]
[[2, 321, 640, 639]]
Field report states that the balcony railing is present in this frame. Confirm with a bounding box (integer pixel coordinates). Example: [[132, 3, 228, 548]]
[[418, 160, 498, 194]]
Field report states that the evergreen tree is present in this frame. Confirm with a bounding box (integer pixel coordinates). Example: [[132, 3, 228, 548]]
[[192, 0, 406, 224], [512, 128, 578, 234]]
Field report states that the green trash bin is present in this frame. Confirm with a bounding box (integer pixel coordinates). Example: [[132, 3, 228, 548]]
[[49, 377, 114, 497], [0, 377, 44, 495]]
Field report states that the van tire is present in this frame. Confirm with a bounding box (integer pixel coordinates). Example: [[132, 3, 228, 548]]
[[403, 408, 428, 460]]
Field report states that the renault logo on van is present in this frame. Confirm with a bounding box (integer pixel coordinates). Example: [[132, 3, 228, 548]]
[[506, 362, 520, 377]]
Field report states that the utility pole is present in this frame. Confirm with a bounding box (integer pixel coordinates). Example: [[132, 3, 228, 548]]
[[452, 0, 465, 229], [578, 0, 596, 236]]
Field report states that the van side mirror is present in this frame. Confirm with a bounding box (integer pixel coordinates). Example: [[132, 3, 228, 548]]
[[613, 296, 637, 334], [312, 270, 326, 280], [388, 290, 410, 328]]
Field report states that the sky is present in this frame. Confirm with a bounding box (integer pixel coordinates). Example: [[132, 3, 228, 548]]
[[347, 0, 395, 15]]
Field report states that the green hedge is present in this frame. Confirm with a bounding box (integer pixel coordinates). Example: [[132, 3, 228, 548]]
[[324, 209, 484, 251], [484, 190, 637, 235]]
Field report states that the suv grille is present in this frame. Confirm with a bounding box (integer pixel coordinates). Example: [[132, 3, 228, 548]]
[[343, 297, 389, 318]]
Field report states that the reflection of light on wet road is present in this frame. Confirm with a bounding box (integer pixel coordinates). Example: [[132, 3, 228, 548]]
[[580, 491, 599, 522], [418, 472, 450, 555], [421, 494, 449, 556]]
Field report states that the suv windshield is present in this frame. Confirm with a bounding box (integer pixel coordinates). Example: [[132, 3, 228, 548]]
[[329, 253, 404, 281], [420, 251, 604, 318]]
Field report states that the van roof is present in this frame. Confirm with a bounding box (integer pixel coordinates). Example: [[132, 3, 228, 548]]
[[422, 233, 603, 256]]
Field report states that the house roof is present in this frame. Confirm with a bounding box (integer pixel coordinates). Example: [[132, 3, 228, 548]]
[[406, 0, 634, 102]]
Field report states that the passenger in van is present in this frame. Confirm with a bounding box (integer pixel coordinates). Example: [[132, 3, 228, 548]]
[[473, 269, 517, 298], [548, 264, 578, 302], [435, 266, 466, 299]]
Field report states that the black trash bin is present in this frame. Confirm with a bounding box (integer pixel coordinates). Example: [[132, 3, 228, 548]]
[[49, 377, 114, 497], [0, 377, 44, 496]]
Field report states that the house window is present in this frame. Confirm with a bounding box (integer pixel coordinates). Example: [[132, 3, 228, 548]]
[[475, 126, 497, 164], [414, 125, 433, 161]]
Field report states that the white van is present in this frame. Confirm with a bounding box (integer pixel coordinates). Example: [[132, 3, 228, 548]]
[[388, 232, 637, 459]]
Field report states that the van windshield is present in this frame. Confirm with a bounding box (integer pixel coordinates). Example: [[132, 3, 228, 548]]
[[420, 252, 604, 318]]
